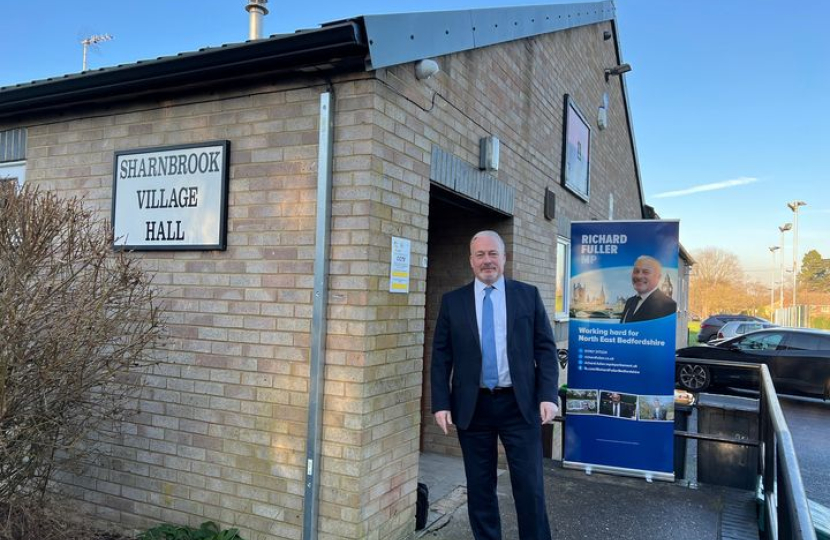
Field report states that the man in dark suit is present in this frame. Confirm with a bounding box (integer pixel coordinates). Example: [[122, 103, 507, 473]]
[[599, 392, 635, 419], [431, 230, 558, 540], [619, 256, 677, 323]]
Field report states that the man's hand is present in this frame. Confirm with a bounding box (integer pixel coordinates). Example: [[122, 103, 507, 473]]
[[434, 410, 453, 434], [540, 401, 559, 424]]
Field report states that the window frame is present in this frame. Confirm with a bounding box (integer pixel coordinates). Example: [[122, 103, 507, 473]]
[[554, 235, 571, 321]]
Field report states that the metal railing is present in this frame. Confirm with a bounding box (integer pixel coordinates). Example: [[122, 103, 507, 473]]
[[674, 357, 816, 540]]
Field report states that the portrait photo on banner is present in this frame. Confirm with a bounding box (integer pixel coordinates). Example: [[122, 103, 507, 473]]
[[569, 252, 678, 323]]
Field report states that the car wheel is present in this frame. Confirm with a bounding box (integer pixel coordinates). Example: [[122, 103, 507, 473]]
[[678, 364, 710, 392]]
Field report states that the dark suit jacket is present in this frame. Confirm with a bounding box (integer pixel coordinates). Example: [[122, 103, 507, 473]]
[[620, 288, 677, 323], [599, 400, 635, 418], [430, 279, 559, 430]]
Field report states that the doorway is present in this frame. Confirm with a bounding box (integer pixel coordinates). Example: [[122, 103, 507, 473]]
[[419, 185, 511, 457]]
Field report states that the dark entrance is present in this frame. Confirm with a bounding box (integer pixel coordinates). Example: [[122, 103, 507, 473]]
[[419, 185, 511, 455]]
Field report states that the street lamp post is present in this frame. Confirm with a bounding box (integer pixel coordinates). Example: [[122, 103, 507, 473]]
[[779, 223, 792, 310], [787, 201, 807, 308], [768, 246, 779, 318]]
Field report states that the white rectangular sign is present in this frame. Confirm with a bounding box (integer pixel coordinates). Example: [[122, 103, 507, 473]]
[[389, 236, 411, 293], [112, 141, 230, 250]]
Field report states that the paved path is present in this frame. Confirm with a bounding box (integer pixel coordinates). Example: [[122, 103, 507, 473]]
[[781, 395, 830, 508], [419, 463, 750, 540]]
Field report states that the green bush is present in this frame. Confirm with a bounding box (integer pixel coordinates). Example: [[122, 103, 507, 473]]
[[137, 521, 244, 540], [813, 315, 830, 330]]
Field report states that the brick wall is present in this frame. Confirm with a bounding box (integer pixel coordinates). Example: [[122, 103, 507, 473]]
[[377, 23, 642, 469]]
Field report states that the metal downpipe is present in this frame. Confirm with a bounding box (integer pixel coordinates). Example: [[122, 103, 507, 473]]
[[302, 90, 334, 540]]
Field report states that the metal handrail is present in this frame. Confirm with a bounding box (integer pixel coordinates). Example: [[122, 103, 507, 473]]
[[674, 356, 816, 540]]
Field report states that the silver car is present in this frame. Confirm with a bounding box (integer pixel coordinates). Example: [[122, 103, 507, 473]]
[[710, 320, 777, 342]]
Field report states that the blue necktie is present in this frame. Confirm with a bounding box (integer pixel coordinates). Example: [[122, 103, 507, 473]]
[[482, 286, 498, 390]]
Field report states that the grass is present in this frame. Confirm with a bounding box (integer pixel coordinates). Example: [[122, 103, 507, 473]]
[[687, 321, 701, 346]]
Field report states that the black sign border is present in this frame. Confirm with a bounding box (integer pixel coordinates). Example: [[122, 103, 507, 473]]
[[111, 140, 230, 252]]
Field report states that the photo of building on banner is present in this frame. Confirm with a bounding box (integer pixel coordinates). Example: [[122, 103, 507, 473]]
[[563, 220, 679, 480]]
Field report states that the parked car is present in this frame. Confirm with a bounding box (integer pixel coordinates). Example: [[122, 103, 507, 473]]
[[714, 320, 777, 342], [697, 314, 770, 343], [676, 327, 830, 399]]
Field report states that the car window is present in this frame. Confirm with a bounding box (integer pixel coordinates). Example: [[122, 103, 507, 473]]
[[782, 333, 830, 351], [734, 332, 785, 351]]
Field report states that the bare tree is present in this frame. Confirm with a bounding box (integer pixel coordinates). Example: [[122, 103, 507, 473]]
[[0, 186, 162, 508], [690, 247, 750, 316]]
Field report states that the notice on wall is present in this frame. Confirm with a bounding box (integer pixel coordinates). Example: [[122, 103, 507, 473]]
[[389, 237, 411, 293], [564, 220, 679, 481], [112, 141, 230, 250]]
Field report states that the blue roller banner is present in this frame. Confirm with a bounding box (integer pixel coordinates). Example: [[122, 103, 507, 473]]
[[563, 220, 679, 479]]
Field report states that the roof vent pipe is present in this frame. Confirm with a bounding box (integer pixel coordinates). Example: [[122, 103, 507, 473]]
[[245, 0, 269, 40]]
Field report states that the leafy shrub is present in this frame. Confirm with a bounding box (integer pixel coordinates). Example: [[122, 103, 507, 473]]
[[137, 521, 244, 540]]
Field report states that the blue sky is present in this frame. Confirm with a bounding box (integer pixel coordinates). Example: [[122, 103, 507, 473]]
[[1, 0, 828, 285]]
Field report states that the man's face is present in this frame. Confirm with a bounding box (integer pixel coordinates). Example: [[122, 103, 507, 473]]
[[470, 235, 505, 285], [610, 393, 621, 403], [631, 259, 661, 295]]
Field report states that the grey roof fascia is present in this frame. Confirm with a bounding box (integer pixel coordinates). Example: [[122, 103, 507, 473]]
[[608, 15, 647, 220], [363, 1, 614, 70], [0, 21, 367, 121]]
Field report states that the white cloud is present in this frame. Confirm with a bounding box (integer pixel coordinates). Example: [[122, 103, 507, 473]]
[[652, 176, 759, 199]]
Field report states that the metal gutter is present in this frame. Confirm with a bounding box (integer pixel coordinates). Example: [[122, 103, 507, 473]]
[[0, 22, 367, 120]]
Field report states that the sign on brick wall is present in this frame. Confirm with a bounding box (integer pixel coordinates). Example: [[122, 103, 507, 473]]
[[112, 141, 230, 250]]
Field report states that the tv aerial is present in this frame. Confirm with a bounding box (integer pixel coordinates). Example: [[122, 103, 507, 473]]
[[81, 33, 113, 71]]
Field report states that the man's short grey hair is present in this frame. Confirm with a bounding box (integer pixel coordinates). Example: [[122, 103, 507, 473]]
[[470, 230, 505, 254], [634, 255, 663, 275]]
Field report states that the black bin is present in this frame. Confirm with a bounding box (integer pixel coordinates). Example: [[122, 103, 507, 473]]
[[673, 404, 691, 479], [696, 393, 759, 490]]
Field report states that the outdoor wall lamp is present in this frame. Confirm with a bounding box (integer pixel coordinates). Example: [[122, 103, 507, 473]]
[[415, 59, 440, 80], [605, 63, 631, 82]]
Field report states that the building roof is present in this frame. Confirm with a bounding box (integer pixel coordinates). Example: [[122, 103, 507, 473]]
[[0, 2, 613, 120], [0, 1, 645, 217]]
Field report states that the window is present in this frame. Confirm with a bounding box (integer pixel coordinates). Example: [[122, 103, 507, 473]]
[[0, 128, 27, 189], [782, 332, 824, 351], [0, 160, 26, 188], [737, 332, 784, 351], [555, 236, 570, 320], [0, 128, 26, 163]]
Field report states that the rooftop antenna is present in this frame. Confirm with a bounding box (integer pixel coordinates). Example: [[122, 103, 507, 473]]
[[81, 34, 113, 71]]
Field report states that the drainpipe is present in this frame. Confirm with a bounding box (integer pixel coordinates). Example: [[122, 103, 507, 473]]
[[302, 90, 334, 540]]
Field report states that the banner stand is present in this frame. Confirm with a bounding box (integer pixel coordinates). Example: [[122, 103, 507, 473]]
[[562, 460, 675, 483], [563, 220, 680, 479]]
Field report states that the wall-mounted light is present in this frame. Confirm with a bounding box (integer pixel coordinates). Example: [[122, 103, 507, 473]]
[[603, 30, 612, 41], [479, 136, 499, 171], [604, 63, 631, 83], [415, 59, 440, 80]]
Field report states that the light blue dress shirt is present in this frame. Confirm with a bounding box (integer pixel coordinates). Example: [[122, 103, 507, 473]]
[[475, 277, 512, 388]]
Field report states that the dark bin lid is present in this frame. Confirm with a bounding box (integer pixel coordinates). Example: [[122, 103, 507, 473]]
[[697, 393, 760, 412]]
